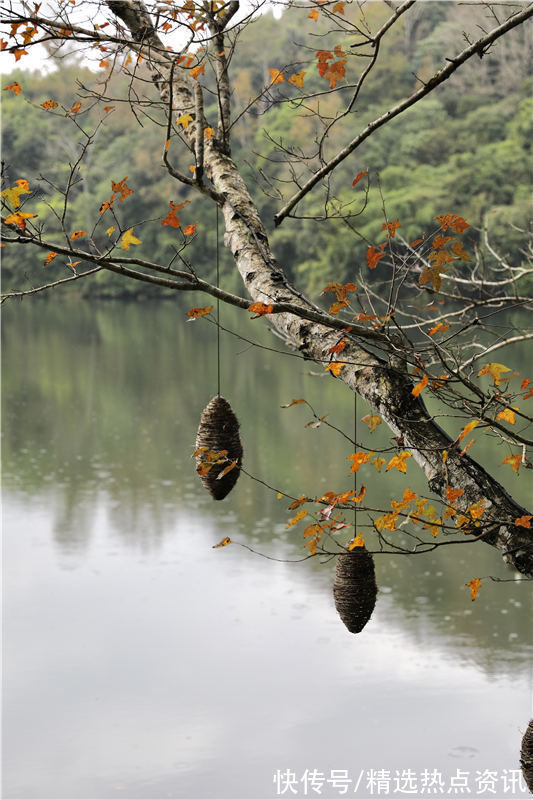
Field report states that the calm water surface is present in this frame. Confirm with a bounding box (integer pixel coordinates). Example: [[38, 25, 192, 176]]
[[2, 300, 532, 800]]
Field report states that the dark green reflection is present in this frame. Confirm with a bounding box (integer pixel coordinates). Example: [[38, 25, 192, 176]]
[[3, 299, 532, 671]]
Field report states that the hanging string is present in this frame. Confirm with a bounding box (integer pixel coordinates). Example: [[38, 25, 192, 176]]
[[216, 203, 221, 397]]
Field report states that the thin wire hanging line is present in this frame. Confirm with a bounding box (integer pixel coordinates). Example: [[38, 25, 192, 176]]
[[216, 203, 221, 397]]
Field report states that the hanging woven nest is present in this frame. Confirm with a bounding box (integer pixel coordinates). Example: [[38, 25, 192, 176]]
[[521, 719, 533, 792], [333, 547, 378, 634], [195, 396, 243, 501]]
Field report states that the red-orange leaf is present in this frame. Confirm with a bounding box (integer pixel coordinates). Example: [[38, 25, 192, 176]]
[[435, 214, 469, 234], [382, 220, 401, 238], [4, 81, 22, 95], [44, 251, 58, 266], [352, 170, 368, 187], [111, 176, 133, 202], [366, 244, 386, 270], [184, 222, 198, 236], [308, 8, 319, 21], [71, 231, 87, 240], [466, 578, 481, 601], [446, 486, 464, 504], [412, 374, 428, 398], [4, 211, 37, 229], [41, 99, 58, 110], [187, 305, 213, 319], [249, 301, 274, 317], [515, 515, 531, 528]]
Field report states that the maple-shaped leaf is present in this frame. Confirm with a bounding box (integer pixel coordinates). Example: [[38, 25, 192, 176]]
[[212, 536, 231, 549], [352, 170, 368, 187], [332, 2, 345, 13], [435, 214, 469, 234], [111, 176, 133, 202], [44, 251, 58, 266], [4, 82, 22, 95], [466, 577, 481, 601], [286, 509, 307, 529], [41, 99, 59, 110], [71, 231, 87, 240], [477, 362, 511, 386], [4, 211, 37, 229], [204, 127, 215, 140], [308, 8, 319, 21], [329, 299, 349, 315], [515, 515, 532, 528], [457, 419, 479, 443], [288, 71, 306, 88], [432, 234, 455, 249], [1, 179, 31, 209], [382, 220, 401, 238], [451, 240, 470, 261], [375, 512, 399, 532], [177, 113, 194, 129], [390, 488, 417, 512], [412, 374, 428, 398], [13, 49, 29, 61], [162, 200, 188, 228], [249, 301, 274, 317], [348, 452, 371, 473], [496, 407, 516, 425], [419, 266, 447, 291], [386, 451, 412, 473], [446, 486, 464, 504], [325, 361, 345, 377], [501, 454, 521, 473], [428, 249, 456, 267], [366, 244, 386, 270], [361, 414, 381, 432], [190, 63, 205, 80], [323, 59, 346, 89], [371, 456, 386, 472], [281, 398, 305, 408], [184, 222, 198, 236], [348, 535, 365, 549], [268, 69, 284, 85], [121, 228, 141, 250], [187, 305, 213, 319]]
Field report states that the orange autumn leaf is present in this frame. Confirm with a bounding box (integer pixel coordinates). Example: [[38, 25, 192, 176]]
[[249, 301, 274, 317], [111, 176, 133, 202], [70, 101, 82, 114], [352, 170, 368, 187], [280, 398, 306, 408], [288, 495, 310, 510], [162, 199, 189, 228], [190, 63, 205, 80], [477, 362, 511, 386], [106, 226, 115, 236], [391, 488, 417, 512], [348, 452, 371, 473], [329, 299, 349, 315], [71, 230, 87, 240], [386, 451, 412, 473], [41, 99, 58, 110], [432, 234, 455, 249], [428, 321, 450, 335], [446, 486, 464, 504], [4, 211, 37, 229], [44, 251, 58, 266], [466, 577, 481, 601], [521, 378, 531, 390], [325, 361, 345, 377], [13, 49, 29, 61], [307, 8, 319, 21], [352, 486, 367, 503], [457, 420, 479, 443], [515, 515, 531, 528], [288, 71, 306, 88], [419, 265, 447, 291], [120, 228, 141, 250], [348, 535, 365, 549], [103, 105, 114, 112], [268, 68, 284, 85], [328, 338, 347, 355], [332, 1, 345, 13], [99, 59, 109, 69], [451, 240, 470, 261], [375, 511, 399, 532], [412, 374, 428, 398], [382, 220, 401, 238], [212, 536, 231, 549], [286, 509, 307, 529], [216, 460, 238, 480], [496, 407, 516, 425], [99, 195, 115, 215], [501, 454, 521, 473], [371, 456, 386, 472], [204, 127, 215, 140], [184, 222, 198, 236], [187, 305, 213, 319], [435, 214, 470, 234], [1, 179, 31, 208], [4, 81, 22, 95], [362, 414, 381, 432], [366, 244, 386, 270]]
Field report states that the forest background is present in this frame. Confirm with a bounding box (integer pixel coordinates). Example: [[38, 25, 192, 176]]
[[2, 1, 532, 299]]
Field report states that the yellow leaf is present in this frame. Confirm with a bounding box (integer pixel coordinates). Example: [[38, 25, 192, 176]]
[[120, 228, 141, 250], [4, 211, 37, 229], [1, 179, 31, 208], [190, 63, 205, 80], [362, 414, 381, 432], [466, 500, 486, 519], [288, 71, 306, 88], [177, 113, 194, 129], [466, 577, 481, 601], [325, 361, 345, 376], [348, 535, 365, 549], [348, 452, 371, 473], [477, 362, 511, 386], [106, 226, 115, 236], [442, 450, 448, 464], [286, 509, 307, 529], [268, 68, 284, 85], [371, 457, 386, 472], [386, 451, 412, 473], [496, 407, 516, 425], [457, 420, 479, 444], [375, 512, 399, 531], [212, 536, 231, 549], [216, 460, 237, 480], [501, 454, 521, 473]]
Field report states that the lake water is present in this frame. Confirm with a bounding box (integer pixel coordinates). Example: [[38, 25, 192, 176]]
[[2, 299, 532, 800]]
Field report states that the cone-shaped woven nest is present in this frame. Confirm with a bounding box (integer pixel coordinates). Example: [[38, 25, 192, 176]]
[[521, 719, 533, 792], [333, 547, 378, 634], [195, 396, 243, 501]]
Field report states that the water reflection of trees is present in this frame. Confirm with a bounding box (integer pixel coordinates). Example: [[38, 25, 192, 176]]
[[3, 301, 532, 672]]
